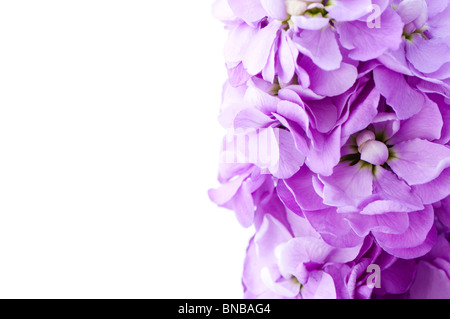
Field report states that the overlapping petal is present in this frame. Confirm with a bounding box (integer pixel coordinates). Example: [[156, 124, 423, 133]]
[[212, 0, 450, 299]]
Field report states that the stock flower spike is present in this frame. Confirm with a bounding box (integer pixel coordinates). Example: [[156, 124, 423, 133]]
[[210, 0, 450, 299]]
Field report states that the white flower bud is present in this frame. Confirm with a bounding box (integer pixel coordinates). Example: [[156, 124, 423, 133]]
[[285, 0, 308, 16]]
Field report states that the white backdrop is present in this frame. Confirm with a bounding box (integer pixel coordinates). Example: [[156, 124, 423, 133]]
[[0, 0, 253, 298]]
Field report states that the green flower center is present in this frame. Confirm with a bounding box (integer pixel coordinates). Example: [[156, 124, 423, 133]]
[[340, 129, 396, 175]]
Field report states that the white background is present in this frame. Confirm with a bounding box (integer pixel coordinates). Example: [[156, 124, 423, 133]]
[[0, 0, 253, 298]]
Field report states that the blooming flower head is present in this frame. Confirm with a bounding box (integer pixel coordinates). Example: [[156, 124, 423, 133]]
[[278, 93, 449, 258], [214, 0, 404, 90], [378, 0, 450, 100], [243, 209, 363, 299], [384, 0, 450, 76], [243, 207, 418, 299], [408, 234, 450, 299], [211, 0, 450, 299]]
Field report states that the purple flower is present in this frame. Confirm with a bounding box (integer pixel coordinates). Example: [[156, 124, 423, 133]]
[[376, 0, 450, 106], [243, 207, 418, 299], [278, 95, 449, 258], [211, 0, 450, 299], [218, 73, 379, 178], [409, 235, 450, 299], [209, 163, 275, 227], [381, 0, 450, 77], [243, 209, 363, 299], [327, 236, 417, 299], [216, 78, 307, 179], [213, 0, 403, 90], [435, 196, 450, 232]]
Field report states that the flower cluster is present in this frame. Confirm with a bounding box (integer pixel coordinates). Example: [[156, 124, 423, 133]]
[[210, 0, 450, 299]]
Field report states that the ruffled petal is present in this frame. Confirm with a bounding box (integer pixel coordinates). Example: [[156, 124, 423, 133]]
[[294, 27, 342, 71], [390, 139, 450, 185], [336, 8, 404, 61], [373, 66, 425, 120]]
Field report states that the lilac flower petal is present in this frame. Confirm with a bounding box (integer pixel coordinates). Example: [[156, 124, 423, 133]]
[[227, 63, 251, 87], [253, 191, 288, 231], [341, 87, 380, 138], [261, 268, 301, 298], [435, 196, 450, 229], [260, 0, 287, 21], [284, 210, 318, 238], [396, 0, 428, 25], [371, 113, 401, 140], [306, 127, 342, 176], [389, 139, 450, 185], [233, 183, 256, 227], [415, 76, 450, 98], [274, 102, 310, 154], [378, 42, 414, 75], [312, 174, 325, 198], [374, 205, 434, 252], [425, 0, 448, 18], [320, 163, 373, 209], [361, 200, 417, 217], [326, 0, 372, 21], [234, 107, 274, 129], [294, 28, 342, 71], [276, 181, 304, 217], [277, 33, 298, 84], [262, 40, 276, 82], [281, 84, 323, 102], [390, 98, 443, 144], [406, 36, 450, 74], [227, 0, 267, 24], [277, 120, 309, 160], [278, 237, 361, 279], [244, 79, 279, 111], [242, 21, 281, 76], [371, 0, 391, 12], [208, 172, 249, 205], [306, 99, 338, 134], [369, 167, 424, 213], [426, 235, 450, 262], [243, 238, 271, 296], [301, 271, 336, 299], [225, 23, 258, 63], [255, 214, 292, 262], [373, 67, 425, 120], [346, 211, 410, 237], [345, 259, 373, 299], [269, 129, 305, 179], [302, 61, 358, 97], [413, 168, 450, 204], [427, 4, 450, 38], [276, 100, 309, 132], [278, 238, 327, 277], [427, 62, 450, 81], [409, 261, 450, 299], [217, 162, 253, 183], [378, 225, 437, 259], [320, 232, 365, 250], [279, 166, 328, 211], [333, 79, 363, 123], [380, 259, 417, 295], [336, 9, 404, 61], [219, 81, 248, 128], [303, 208, 364, 248]]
